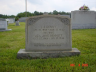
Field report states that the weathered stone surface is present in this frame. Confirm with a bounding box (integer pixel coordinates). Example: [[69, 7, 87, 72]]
[[25, 15, 71, 51], [17, 48, 80, 59]]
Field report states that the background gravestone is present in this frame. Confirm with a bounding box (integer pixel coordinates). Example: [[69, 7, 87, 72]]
[[7, 18, 15, 24], [0, 19, 12, 31], [60, 15, 71, 18], [43, 12, 48, 15], [15, 21, 20, 26], [6, 19, 10, 26], [0, 18, 6, 21], [17, 15, 80, 59], [71, 10, 96, 29], [19, 17, 28, 22]]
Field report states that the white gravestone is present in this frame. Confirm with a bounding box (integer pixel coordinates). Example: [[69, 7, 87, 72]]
[[7, 18, 15, 23], [17, 15, 80, 59], [0, 21, 12, 31], [71, 10, 96, 29], [19, 17, 28, 22], [15, 21, 20, 26], [6, 19, 10, 26]]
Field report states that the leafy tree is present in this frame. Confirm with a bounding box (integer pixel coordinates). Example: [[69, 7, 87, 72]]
[[34, 11, 40, 15], [48, 12, 52, 15], [15, 16, 19, 21], [53, 10, 58, 15], [39, 12, 43, 15], [34, 11, 43, 16], [16, 11, 33, 18], [0, 14, 3, 17], [0, 10, 71, 19]]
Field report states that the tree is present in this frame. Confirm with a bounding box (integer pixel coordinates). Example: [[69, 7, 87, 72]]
[[15, 16, 19, 21], [39, 12, 43, 15], [34, 11, 40, 15], [53, 10, 58, 15], [16, 12, 33, 18]]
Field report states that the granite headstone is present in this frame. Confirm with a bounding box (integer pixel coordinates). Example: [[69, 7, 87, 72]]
[[17, 15, 80, 59], [0, 19, 12, 31], [71, 10, 96, 29]]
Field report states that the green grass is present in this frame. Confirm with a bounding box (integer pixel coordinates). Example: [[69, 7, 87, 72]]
[[0, 22, 96, 72]]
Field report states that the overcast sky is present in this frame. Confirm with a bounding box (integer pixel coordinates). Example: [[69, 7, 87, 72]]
[[0, 0, 96, 15]]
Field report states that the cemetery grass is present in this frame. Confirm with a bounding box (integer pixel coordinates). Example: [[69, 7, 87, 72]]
[[0, 22, 96, 72]]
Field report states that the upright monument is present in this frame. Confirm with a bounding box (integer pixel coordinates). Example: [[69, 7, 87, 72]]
[[17, 15, 80, 59]]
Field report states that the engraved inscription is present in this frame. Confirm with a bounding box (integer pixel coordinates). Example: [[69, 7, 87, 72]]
[[34, 43, 62, 46], [33, 26, 65, 46], [26, 15, 71, 51]]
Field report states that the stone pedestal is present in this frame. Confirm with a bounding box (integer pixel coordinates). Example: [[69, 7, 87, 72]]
[[17, 48, 80, 59]]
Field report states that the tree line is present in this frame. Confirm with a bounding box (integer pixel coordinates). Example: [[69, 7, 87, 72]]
[[0, 10, 70, 21]]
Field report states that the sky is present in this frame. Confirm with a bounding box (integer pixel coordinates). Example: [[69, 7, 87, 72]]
[[0, 0, 96, 15]]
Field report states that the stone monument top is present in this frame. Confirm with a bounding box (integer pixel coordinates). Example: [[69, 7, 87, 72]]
[[43, 12, 48, 15]]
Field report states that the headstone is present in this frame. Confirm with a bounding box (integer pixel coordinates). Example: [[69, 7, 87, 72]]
[[60, 15, 71, 18], [15, 21, 20, 26], [0, 18, 6, 21], [43, 12, 48, 15], [17, 15, 80, 59], [0, 20, 12, 31], [5, 19, 10, 26], [7, 18, 15, 23], [71, 10, 96, 29], [19, 17, 28, 22]]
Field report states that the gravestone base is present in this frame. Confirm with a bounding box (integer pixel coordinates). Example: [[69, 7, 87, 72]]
[[15, 24, 20, 26], [17, 48, 80, 59], [0, 29, 12, 32]]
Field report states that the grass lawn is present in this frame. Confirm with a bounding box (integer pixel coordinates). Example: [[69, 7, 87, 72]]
[[0, 22, 96, 72]]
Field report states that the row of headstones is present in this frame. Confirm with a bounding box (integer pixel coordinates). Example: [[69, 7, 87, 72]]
[[0, 18, 20, 31], [6, 18, 20, 26], [0, 10, 96, 31], [19, 10, 96, 29]]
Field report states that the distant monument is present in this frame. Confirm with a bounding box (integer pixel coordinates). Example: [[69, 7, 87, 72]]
[[71, 10, 96, 29], [7, 18, 15, 23], [0, 19, 12, 31], [17, 15, 80, 59], [15, 20, 20, 26], [43, 12, 48, 15], [19, 17, 28, 22]]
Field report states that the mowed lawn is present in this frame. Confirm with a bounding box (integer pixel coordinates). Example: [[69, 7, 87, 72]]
[[0, 22, 96, 72]]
